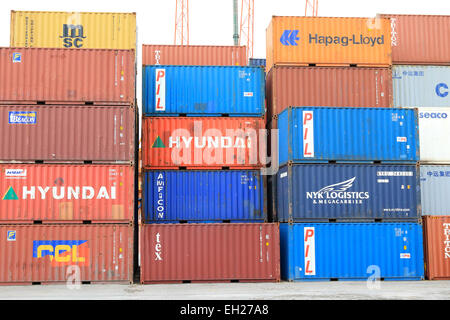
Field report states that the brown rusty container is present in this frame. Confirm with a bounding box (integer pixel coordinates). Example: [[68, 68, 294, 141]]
[[142, 117, 266, 169], [266, 66, 392, 118], [380, 14, 450, 65], [0, 105, 135, 163], [0, 164, 134, 223], [0, 224, 133, 284], [423, 216, 450, 280], [0, 47, 135, 105], [142, 44, 247, 66], [140, 223, 280, 283]]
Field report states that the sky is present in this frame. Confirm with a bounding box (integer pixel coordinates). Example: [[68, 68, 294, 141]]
[[0, 0, 448, 139]]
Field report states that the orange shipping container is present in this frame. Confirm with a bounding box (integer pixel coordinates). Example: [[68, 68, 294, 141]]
[[0, 224, 133, 284], [266, 16, 392, 72], [423, 216, 450, 280], [266, 66, 392, 118], [0, 47, 135, 105], [142, 44, 247, 66], [143, 117, 266, 169], [0, 164, 134, 223], [380, 14, 450, 65]]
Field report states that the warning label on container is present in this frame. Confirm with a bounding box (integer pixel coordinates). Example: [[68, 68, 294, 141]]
[[397, 137, 407, 142], [400, 253, 411, 259], [244, 92, 254, 97]]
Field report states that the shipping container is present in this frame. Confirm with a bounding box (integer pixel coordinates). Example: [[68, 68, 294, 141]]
[[266, 66, 392, 118], [393, 65, 450, 107], [423, 216, 450, 280], [0, 47, 135, 105], [143, 65, 265, 116], [420, 166, 450, 216], [280, 223, 424, 281], [380, 14, 450, 65], [0, 164, 134, 223], [140, 223, 280, 283], [274, 107, 419, 166], [142, 44, 246, 66], [274, 164, 419, 222], [143, 170, 266, 223], [142, 117, 266, 169], [266, 16, 391, 72], [0, 105, 135, 163], [10, 11, 136, 50], [249, 58, 266, 68], [0, 224, 133, 284], [418, 107, 450, 163]]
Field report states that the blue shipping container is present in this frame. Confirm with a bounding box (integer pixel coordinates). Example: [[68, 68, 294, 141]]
[[275, 164, 419, 222], [276, 107, 419, 166], [248, 58, 266, 68], [144, 170, 266, 223], [143, 65, 265, 116], [280, 223, 424, 281]]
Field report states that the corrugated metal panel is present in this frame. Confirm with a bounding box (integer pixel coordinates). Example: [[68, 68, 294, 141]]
[[0, 47, 135, 105], [420, 166, 450, 216], [393, 66, 450, 107], [142, 117, 265, 169], [380, 14, 450, 65], [419, 108, 450, 163], [0, 105, 135, 162], [143, 170, 266, 223], [142, 44, 246, 66], [266, 66, 393, 118], [280, 223, 424, 281], [0, 224, 133, 284], [423, 216, 450, 280], [249, 58, 266, 67], [0, 165, 134, 223], [275, 107, 419, 166], [140, 223, 280, 283], [266, 16, 392, 72], [143, 65, 265, 116], [275, 164, 420, 222], [10, 11, 136, 50]]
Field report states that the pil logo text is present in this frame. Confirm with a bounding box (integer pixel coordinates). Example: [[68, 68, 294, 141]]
[[304, 227, 316, 276], [33, 240, 89, 266], [60, 24, 86, 48]]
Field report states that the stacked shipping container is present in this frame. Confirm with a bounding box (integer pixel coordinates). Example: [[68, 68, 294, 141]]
[[140, 44, 280, 283], [266, 16, 424, 281], [0, 10, 137, 284], [381, 14, 450, 279]]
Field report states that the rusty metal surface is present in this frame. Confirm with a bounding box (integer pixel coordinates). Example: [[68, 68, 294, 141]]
[[140, 223, 280, 283], [0, 47, 135, 105]]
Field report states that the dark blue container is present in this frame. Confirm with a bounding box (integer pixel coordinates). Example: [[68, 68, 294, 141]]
[[274, 164, 420, 222], [280, 223, 424, 281], [144, 170, 266, 223], [143, 65, 265, 116]]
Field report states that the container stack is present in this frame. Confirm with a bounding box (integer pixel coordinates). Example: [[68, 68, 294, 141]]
[[266, 16, 424, 281], [380, 14, 450, 280], [139, 44, 280, 283], [0, 11, 137, 284]]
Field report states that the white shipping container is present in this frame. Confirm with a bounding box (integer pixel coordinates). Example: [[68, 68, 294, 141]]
[[393, 66, 450, 107], [419, 107, 450, 163], [420, 165, 450, 216]]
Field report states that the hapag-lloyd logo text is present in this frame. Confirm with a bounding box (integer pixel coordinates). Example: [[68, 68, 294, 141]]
[[306, 177, 370, 205]]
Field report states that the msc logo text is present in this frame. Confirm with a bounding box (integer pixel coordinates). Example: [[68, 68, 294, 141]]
[[60, 24, 86, 48]]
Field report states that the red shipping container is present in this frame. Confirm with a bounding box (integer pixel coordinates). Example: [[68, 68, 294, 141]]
[[0, 47, 136, 105], [380, 14, 450, 65], [140, 223, 280, 283], [266, 66, 392, 118], [0, 105, 135, 163], [0, 224, 133, 284], [423, 216, 450, 280], [142, 117, 266, 169], [0, 164, 134, 223], [142, 44, 247, 66]]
